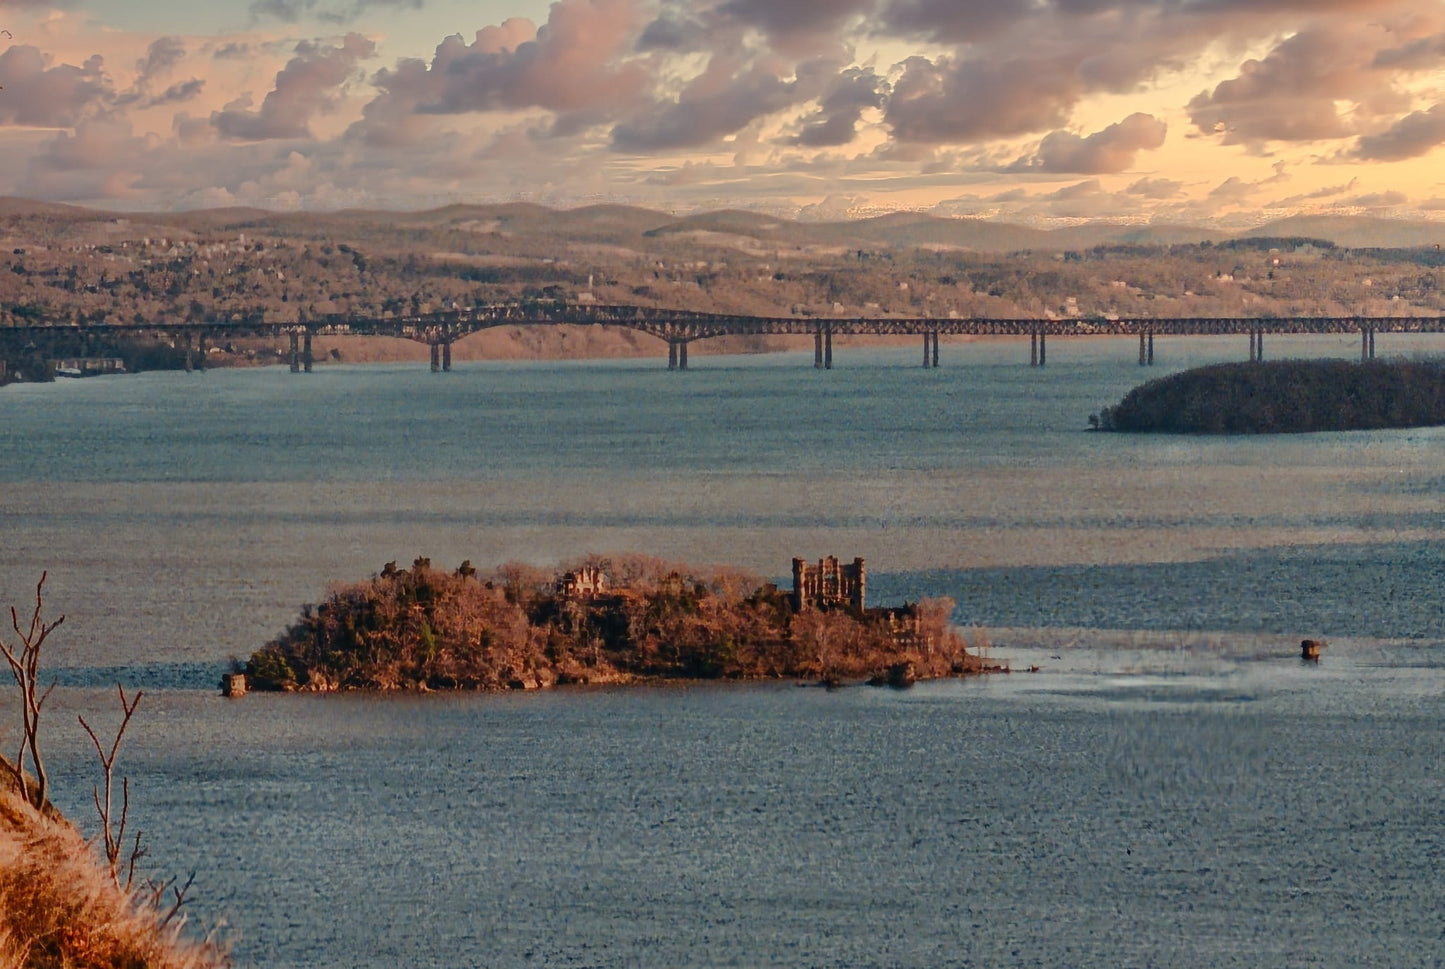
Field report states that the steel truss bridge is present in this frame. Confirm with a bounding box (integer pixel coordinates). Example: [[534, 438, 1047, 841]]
[[5, 303, 1443, 372]]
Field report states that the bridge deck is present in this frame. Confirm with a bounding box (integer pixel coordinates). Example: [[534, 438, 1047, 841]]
[[4, 303, 1443, 343]]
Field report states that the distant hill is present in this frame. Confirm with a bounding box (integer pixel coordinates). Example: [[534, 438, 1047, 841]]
[[0, 196, 1440, 254], [1247, 216, 1445, 250]]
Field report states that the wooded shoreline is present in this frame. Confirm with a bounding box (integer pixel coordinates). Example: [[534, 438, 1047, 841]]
[[1094, 358, 1445, 434]]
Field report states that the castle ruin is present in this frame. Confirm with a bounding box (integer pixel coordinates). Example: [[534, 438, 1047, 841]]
[[792, 556, 866, 613]]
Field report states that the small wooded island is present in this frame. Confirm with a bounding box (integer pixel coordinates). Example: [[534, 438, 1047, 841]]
[[1092, 359, 1445, 434], [245, 555, 995, 692]]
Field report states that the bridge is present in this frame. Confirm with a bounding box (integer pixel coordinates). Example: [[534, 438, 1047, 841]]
[[3, 303, 1442, 373]]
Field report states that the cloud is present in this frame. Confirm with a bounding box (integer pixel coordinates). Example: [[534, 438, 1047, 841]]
[[136, 36, 186, 81], [1372, 31, 1445, 70], [0, 45, 112, 127], [250, 0, 424, 25], [1267, 178, 1357, 208], [792, 67, 887, 147], [612, 55, 809, 151], [115, 36, 197, 108], [145, 78, 206, 108], [213, 32, 375, 141], [1187, 26, 1376, 145], [1344, 190, 1408, 209], [1208, 176, 1260, 203], [355, 0, 650, 146], [18, 118, 154, 201], [1126, 177, 1183, 199], [4, 0, 1443, 220], [1353, 103, 1445, 161], [1011, 113, 1167, 174], [885, 54, 1078, 144], [713, 0, 872, 54]]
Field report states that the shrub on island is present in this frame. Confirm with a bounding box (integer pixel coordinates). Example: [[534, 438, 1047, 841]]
[[246, 555, 987, 692], [1092, 359, 1445, 434]]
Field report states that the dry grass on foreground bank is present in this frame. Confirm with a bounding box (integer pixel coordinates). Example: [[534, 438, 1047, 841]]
[[247, 555, 996, 693], [0, 767, 225, 969]]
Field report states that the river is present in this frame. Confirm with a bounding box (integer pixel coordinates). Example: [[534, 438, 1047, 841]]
[[3, 334, 1443, 967]]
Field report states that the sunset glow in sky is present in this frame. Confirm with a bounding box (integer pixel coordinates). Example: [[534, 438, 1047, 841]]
[[2, 0, 1443, 223]]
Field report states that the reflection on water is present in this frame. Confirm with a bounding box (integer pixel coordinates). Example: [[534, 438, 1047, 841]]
[[6, 336, 1445, 967]]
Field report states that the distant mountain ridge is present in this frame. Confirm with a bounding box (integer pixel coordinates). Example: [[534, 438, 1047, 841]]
[[0, 197, 1439, 252]]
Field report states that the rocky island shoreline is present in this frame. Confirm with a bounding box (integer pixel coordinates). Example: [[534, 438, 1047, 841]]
[[244, 555, 998, 693]]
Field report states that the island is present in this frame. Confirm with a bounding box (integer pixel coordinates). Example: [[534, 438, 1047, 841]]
[[1091, 359, 1445, 434], [244, 555, 997, 692]]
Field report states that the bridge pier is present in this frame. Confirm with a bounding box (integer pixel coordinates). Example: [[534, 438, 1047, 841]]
[[1139, 331, 1156, 366], [183, 328, 194, 372], [1030, 331, 1038, 367], [1361, 324, 1376, 362], [1249, 328, 1267, 363], [923, 331, 940, 368], [303, 331, 313, 373], [815, 325, 833, 369], [430, 342, 441, 373], [197, 329, 207, 373], [669, 340, 679, 370], [679, 340, 689, 370], [289, 331, 300, 372], [1038, 331, 1047, 367]]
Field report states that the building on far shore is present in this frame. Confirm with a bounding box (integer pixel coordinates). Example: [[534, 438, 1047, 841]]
[[49, 357, 126, 377], [792, 556, 866, 613]]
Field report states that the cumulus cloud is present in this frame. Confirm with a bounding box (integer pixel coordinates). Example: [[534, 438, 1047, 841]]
[[791, 67, 887, 147], [3, 0, 1443, 218], [1126, 177, 1183, 199], [19, 118, 154, 201], [1011, 113, 1167, 174], [136, 36, 186, 82], [885, 54, 1079, 144], [612, 55, 809, 151], [354, 0, 650, 146], [145, 79, 206, 108], [0, 45, 112, 127], [1372, 30, 1445, 70], [251, 0, 425, 24], [1188, 26, 1376, 145], [213, 33, 375, 141], [115, 36, 204, 109], [1353, 103, 1445, 161], [713, 0, 872, 54]]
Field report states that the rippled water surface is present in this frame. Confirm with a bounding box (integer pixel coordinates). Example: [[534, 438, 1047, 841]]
[[5, 335, 1445, 967]]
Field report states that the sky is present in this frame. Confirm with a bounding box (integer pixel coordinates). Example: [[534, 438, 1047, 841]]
[[1, 0, 1443, 224]]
